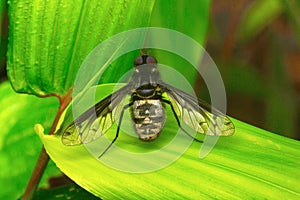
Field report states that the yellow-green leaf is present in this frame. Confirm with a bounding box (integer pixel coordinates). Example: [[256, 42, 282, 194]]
[[40, 84, 300, 199]]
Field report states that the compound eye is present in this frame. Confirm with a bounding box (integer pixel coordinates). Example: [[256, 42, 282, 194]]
[[146, 56, 157, 64], [134, 56, 143, 66]]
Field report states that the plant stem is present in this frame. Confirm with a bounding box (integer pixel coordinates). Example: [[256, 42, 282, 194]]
[[21, 87, 73, 200], [21, 148, 50, 200]]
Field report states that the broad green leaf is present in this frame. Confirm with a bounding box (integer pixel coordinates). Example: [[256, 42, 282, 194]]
[[7, 0, 155, 96], [0, 81, 61, 200], [7, 0, 210, 96], [40, 84, 300, 199], [149, 0, 210, 85], [5, 1, 211, 198]]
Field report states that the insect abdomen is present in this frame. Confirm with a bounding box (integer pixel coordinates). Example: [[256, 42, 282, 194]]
[[131, 99, 165, 141]]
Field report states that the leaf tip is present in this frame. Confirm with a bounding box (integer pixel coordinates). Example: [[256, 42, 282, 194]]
[[34, 123, 45, 139]]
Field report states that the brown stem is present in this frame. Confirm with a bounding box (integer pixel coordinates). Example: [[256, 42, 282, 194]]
[[21, 87, 73, 200], [21, 148, 49, 200]]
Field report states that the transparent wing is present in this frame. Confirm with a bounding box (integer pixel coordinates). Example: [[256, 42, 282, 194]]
[[159, 81, 235, 136], [62, 84, 132, 145]]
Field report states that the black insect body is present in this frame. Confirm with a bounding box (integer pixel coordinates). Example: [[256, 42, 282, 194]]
[[62, 54, 235, 157], [131, 98, 166, 141]]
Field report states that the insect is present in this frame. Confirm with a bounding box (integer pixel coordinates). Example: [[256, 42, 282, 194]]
[[62, 53, 235, 158]]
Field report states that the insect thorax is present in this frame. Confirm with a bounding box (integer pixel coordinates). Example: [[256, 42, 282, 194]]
[[131, 94, 166, 141]]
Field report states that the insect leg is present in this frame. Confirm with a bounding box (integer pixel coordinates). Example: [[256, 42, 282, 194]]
[[98, 102, 133, 158], [162, 99, 202, 142]]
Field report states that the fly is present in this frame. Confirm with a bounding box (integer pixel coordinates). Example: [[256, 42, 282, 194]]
[[62, 53, 235, 158]]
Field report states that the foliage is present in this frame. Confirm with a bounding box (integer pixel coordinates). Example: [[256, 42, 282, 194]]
[[1, 0, 299, 199], [1, 0, 211, 199], [38, 84, 300, 199], [0, 82, 60, 199]]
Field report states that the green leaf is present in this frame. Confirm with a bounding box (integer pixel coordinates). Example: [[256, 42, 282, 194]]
[[7, 0, 210, 96], [149, 0, 210, 85], [150, 0, 209, 44], [101, 0, 210, 86], [5, 0, 211, 198], [238, 0, 284, 42], [7, 0, 155, 96], [40, 83, 300, 199], [0, 81, 61, 200]]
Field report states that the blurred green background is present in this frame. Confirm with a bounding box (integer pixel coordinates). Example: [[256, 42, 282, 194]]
[[2, 0, 298, 139], [204, 0, 300, 140]]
